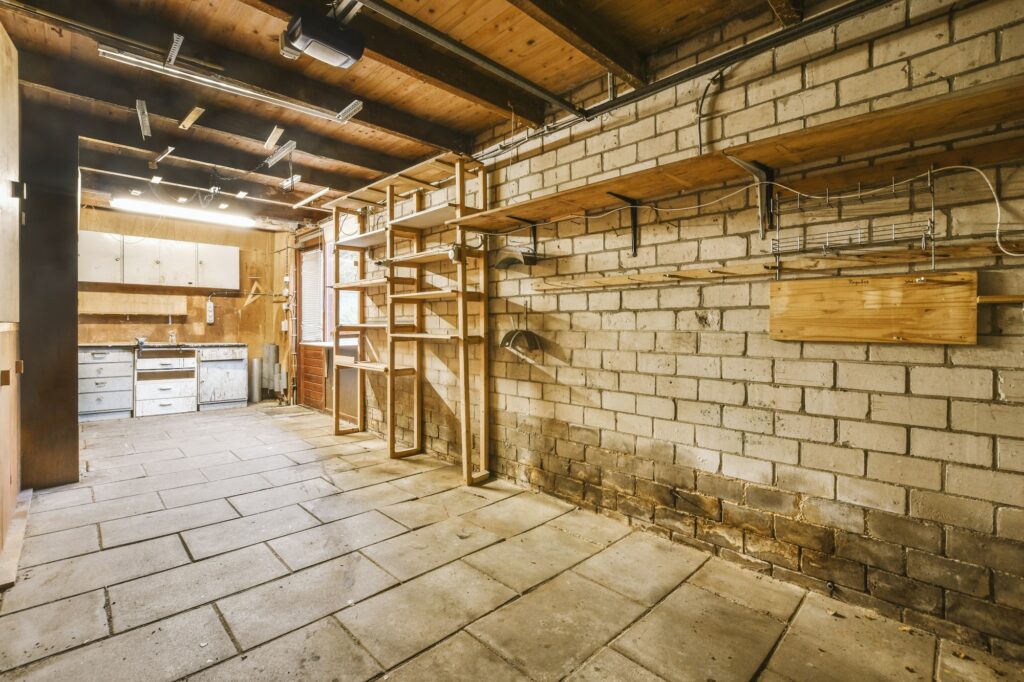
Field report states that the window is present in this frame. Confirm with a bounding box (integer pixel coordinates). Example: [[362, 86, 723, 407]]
[[299, 247, 323, 342]]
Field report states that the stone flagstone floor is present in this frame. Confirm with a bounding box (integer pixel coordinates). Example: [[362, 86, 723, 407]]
[[0, 405, 1020, 681]]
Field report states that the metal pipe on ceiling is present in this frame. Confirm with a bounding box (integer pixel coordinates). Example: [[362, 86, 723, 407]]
[[355, 0, 587, 119]]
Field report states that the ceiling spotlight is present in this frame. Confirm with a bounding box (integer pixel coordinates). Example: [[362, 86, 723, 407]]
[[236, 190, 248, 199], [150, 175, 163, 184], [177, 196, 188, 203], [154, 146, 175, 163], [129, 188, 143, 196], [281, 174, 301, 192], [165, 33, 185, 66], [265, 140, 296, 168], [281, 13, 364, 68], [291, 186, 330, 209], [136, 99, 151, 139], [264, 126, 285, 149], [178, 106, 205, 130], [218, 202, 229, 210]]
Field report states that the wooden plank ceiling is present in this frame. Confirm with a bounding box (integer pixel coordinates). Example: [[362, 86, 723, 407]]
[[0, 0, 770, 222]]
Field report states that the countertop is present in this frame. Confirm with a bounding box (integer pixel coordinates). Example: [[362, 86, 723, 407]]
[[79, 342, 248, 349]]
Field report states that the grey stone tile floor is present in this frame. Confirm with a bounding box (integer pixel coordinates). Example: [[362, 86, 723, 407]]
[[0, 405, 1021, 681]]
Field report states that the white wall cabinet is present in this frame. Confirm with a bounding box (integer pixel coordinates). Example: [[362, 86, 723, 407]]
[[80, 231, 239, 290], [198, 243, 241, 290], [78, 231, 123, 283]]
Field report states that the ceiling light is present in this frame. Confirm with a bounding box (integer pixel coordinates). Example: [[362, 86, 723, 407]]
[[236, 190, 248, 199], [281, 174, 301, 191], [338, 99, 362, 122], [166, 33, 185, 66], [154, 146, 175, 163], [178, 106, 205, 130], [282, 13, 365, 68], [218, 202, 229, 209], [150, 175, 163, 184], [264, 140, 296, 168], [99, 45, 363, 124], [264, 126, 285, 149], [292, 187, 330, 209], [136, 99, 151, 138], [111, 197, 256, 228], [176, 196, 188, 203], [129, 188, 143, 196]]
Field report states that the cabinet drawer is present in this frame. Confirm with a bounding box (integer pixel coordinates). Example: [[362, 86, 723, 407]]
[[198, 346, 247, 361], [78, 348, 133, 364], [136, 378, 196, 400], [78, 377, 133, 394], [136, 357, 196, 370], [79, 362, 134, 379], [136, 396, 196, 417], [79, 390, 133, 413]]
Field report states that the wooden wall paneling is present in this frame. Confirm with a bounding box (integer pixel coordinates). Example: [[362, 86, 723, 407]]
[[0, 329, 19, 551], [769, 271, 979, 345]]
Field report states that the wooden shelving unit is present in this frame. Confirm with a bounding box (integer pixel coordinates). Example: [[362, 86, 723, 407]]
[[331, 154, 492, 485]]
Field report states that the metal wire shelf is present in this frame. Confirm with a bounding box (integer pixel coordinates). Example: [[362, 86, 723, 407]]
[[771, 220, 934, 255]]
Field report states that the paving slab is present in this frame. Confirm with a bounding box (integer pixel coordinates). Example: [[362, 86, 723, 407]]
[[689, 557, 804, 621], [216, 552, 397, 650], [100, 499, 238, 547], [388, 465, 465, 497], [0, 590, 108, 671], [762, 592, 935, 682], [231, 440, 314, 460], [1, 536, 190, 614], [268, 510, 406, 570], [182, 504, 320, 560], [0, 606, 234, 682], [29, 488, 93, 514], [566, 648, 666, 682], [67, 465, 146, 490], [287, 443, 374, 464], [159, 474, 271, 509], [19, 525, 100, 568], [936, 640, 1024, 681], [109, 543, 288, 632], [381, 482, 520, 529], [260, 458, 354, 487], [574, 533, 707, 605], [463, 524, 603, 593], [613, 583, 785, 682], [468, 571, 646, 682], [228, 477, 340, 516], [547, 509, 631, 547], [328, 458, 447, 491], [190, 617, 381, 682], [91, 469, 207, 502], [385, 632, 528, 682], [201, 455, 295, 481], [338, 561, 516, 668], [301, 483, 415, 523], [179, 439, 237, 457], [87, 448, 184, 471], [25, 493, 164, 537], [142, 451, 237, 476], [362, 516, 502, 581], [461, 492, 574, 538]]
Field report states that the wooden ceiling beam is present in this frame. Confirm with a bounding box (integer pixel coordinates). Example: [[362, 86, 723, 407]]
[[503, 0, 645, 89], [17, 49, 408, 177], [766, 0, 804, 27], [0, 0, 472, 152], [237, 0, 548, 126], [21, 95, 362, 193]]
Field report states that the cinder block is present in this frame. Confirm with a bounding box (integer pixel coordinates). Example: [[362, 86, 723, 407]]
[[909, 489, 993, 533], [837, 475, 906, 513]]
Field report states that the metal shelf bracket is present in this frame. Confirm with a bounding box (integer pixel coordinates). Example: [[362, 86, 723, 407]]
[[608, 192, 641, 256], [726, 156, 774, 239]]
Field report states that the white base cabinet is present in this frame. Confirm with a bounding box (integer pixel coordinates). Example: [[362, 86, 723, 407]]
[[199, 346, 248, 410]]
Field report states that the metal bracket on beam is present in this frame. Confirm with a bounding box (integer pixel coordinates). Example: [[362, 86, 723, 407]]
[[608, 192, 641, 257], [9, 180, 26, 200], [508, 216, 539, 253], [726, 156, 775, 240]]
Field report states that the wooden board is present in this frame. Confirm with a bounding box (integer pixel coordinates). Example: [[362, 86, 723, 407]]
[[78, 291, 188, 316], [0, 22, 17, 550], [770, 271, 978, 345]]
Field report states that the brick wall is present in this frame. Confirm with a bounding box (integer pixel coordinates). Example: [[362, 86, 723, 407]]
[[354, 0, 1024, 660]]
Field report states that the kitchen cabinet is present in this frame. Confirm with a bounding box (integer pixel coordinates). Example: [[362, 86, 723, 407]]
[[159, 239, 198, 286], [78, 231, 123, 283], [198, 346, 248, 410], [121, 236, 161, 286], [197, 243, 240, 290]]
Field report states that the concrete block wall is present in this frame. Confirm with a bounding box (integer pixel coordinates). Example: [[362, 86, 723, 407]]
[[354, 0, 1024, 659]]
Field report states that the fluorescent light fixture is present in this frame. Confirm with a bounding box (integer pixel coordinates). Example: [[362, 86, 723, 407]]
[[236, 190, 248, 199], [154, 146, 175, 163], [99, 45, 361, 123], [111, 197, 256, 228], [218, 202, 230, 209], [176, 197, 188, 203], [338, 99, 362, 122], [292, 186, 330, 209], [281, 174, 301, 191], [166, 33, 184, 66], [265, 140, 296, 168], [129, 188, 143, 196], [178, 106, 205, 130], [150, 175, 163, 184], [136, 99, 151, 138], [264, 126, 285, 149]]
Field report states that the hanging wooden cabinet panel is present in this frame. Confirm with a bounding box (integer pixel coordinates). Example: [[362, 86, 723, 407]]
[[769, 271, 978, 345]]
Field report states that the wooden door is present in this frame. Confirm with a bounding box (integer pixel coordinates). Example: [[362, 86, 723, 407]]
[[295, 240, 327, 411], [0, 23, 18, 548]]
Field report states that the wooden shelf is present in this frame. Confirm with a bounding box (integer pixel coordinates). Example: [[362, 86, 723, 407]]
[[336, 358, 416, 376], [390, 203, 480, 229], [389, 289, 484, 302], [325, 152, 483, 212], [332, 276, 417, 290], [338, 321, 417, 334], [389, 246, 483, 265], [390, 333, 483, 343], [450, 75, 1024, 232], [337, 229, 388, 249]]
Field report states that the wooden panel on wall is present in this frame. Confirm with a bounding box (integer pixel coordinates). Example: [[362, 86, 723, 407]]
[[78, 291, 187, 316], [0, 21, 18, 543], [299, 344, 326, 411], [770, 271, 978, 345]]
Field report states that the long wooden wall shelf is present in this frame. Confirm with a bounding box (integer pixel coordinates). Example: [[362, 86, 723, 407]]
[[78, 291, 187, 316], [448, 75, 1024, 233], [326, 153, 484, 213]]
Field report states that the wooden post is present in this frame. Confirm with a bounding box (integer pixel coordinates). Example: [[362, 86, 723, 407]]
[[356, 210, 367, 432], [477, 166, 490, 481], [386, 184, 397, 458], [454, 160, 473, 484], [332, 208, 342, 435], [413, 191, 425, 455]]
